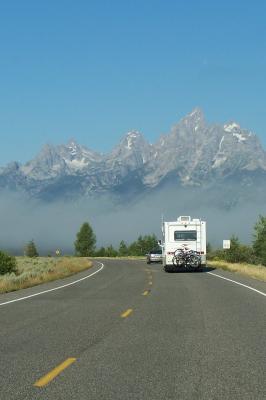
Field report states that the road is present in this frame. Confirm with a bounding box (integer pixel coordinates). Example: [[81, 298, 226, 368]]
[[0, 259, 265, 400]]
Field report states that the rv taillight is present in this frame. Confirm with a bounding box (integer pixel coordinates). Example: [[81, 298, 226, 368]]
[[167, 252, 175, 255], [200, 251, 204, 254]]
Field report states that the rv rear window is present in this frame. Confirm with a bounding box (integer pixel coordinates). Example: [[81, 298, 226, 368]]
[[174, 231, 197, 241]]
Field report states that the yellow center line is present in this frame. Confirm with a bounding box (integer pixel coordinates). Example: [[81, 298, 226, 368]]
[[34, 358, 77, 388], [148, 281, 153, 285], [121, 308, 133, 318], [142, 290, 149, 296]]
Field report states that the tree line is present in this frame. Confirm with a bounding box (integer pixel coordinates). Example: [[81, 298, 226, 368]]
[[8, 222, 158, 260], [74, 222, 158, 257]]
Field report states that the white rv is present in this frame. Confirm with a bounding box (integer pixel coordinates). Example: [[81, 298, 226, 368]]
[[161, 216, 206, 270]]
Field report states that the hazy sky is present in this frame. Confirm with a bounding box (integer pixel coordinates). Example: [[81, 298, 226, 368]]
[[0, 0, 265, 165]]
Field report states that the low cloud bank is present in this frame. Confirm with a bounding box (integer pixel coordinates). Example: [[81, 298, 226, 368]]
[[0, 188, 265, 255]]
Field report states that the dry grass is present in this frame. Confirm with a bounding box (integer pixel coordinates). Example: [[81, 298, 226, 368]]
[[208, 260, 266, 282], [92, 256, 146, 260], [0, 257, 92, 294]]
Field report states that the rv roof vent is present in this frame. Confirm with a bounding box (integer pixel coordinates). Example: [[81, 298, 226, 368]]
[[178, 216, 191, 222]]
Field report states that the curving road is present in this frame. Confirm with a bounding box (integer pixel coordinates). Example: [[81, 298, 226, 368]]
[[0, 259, 265, 400]]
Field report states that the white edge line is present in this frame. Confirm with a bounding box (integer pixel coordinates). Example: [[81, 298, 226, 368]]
[[207, 271, 266, 297], [0, 262, 104, 307]]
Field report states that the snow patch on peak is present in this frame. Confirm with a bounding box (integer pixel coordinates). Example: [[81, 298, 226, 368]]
[[69, 147, 77, 156], [65, 158, 88, 169], [68, 140, 77, 147], [126, 138, 133, 149], [233, 133, 246, 142], [126, 130, 140, 137], [126, 131, 141, 139], [125, 131, 141, 149], [224, 122, 240, 133], [218, 136, 225, 151], [67, 140, 78, 156]]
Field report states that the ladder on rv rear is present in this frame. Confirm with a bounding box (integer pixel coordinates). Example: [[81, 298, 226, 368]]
[[196, 223, 201, 253]]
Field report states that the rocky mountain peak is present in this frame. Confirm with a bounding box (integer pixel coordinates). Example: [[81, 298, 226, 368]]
[[111, 130, 150, 156], [180, 107, 205, 129], [121, 131, 147, 150], [188, 107, 204, 119], [168, 108, 206, 141], [105, 130, 152, 172]]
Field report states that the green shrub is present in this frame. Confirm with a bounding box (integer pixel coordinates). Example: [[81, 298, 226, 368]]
[[0, 251, 17, 275], [207, 237, 260, 265]]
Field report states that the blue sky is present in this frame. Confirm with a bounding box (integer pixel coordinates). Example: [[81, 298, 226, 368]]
[[0, 0, 265, 165]]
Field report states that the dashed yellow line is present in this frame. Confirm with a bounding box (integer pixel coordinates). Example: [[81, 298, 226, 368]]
[[148, 281, 153, 286], [142, 290, 149, 296], [34, 358, 77, 387], [121, 308, 133, 318]]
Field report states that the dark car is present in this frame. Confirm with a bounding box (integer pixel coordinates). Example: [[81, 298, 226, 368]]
[[146, 248, 163, 264]]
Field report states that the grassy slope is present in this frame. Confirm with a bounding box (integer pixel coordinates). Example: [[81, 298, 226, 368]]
[[0, 257, 92, 294], [207, 260, 266, 282]]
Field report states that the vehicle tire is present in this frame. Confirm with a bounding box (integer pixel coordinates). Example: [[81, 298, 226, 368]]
[[194, 263, 202, 272]]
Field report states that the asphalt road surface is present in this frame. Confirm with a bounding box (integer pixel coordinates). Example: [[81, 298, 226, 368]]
[[0, 259, 265, 400]]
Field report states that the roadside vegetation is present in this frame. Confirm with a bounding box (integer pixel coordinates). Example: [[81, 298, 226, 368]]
[[207, 215, 266, 282], [207, 260, 266, 282], [0, 257, 92, 294]]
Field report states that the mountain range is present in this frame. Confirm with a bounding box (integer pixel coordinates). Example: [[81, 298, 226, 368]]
[[1, 108, 265, 207]]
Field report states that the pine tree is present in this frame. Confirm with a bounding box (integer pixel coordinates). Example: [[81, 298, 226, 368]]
[[253, 215, 266, 265], [25, 240, 39, 257], [119, 240, 128, 256], [105, 245, 118, 257], [74, 222, 96, 256]]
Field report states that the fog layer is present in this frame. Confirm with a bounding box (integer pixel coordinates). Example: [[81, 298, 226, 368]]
[[0, 188, 264, 254]]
